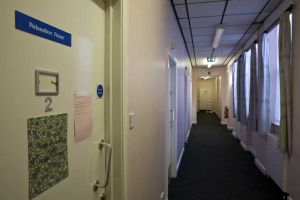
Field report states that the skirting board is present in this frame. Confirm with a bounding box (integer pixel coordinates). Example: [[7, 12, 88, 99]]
[[186, 129, 190, 142], [240, 141, 248, 151], [227, 125, 234, 130], [192, 121, 197, 125], [221, 120, 227, 125], [255, 158, 267, 176], [232, 131, 237, 138], [176, 148, 185, 172], [249, 147, 257, 156]]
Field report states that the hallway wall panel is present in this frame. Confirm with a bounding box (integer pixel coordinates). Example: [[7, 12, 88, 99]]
[[126, 0, 191, 199]]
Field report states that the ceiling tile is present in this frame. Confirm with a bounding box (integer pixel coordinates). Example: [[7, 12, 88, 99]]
[[186, 42, 193, 48], [190, 16, 221, 28], [195, 50, 212, 57], [215, 46, 234, 52], [183, 29, 191, 37], [188, 0, 227, 3], [175, 5, 188, 18], [224, 25, 248, 34], [223, 24, 259, 37], [220, 40, 237, 46], [214, 50, 231, 57], [193, 35, 214, 42], [223, 13, 257, 25], [173, 0, 185, 5], [226, 0, 268, 15], [194, 41, 212, 47], [192, 27, 216, 36], [264, 0, 282, 12], [255, 12, 270, 23], [195, 46, 212, 52], [184, 34, 192, 43], [188, 1, 226, 18], [179, 19, 190, 29], [222, 33, 243, 41]]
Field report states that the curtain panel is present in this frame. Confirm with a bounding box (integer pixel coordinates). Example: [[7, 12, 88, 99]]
[[237, 57, 241, 121], [232, 64, 236, 118], [257, 34, 271, 136], [279, 11, 292, 155], [238, 55, 247, 125], [248, 44, 258, 132]]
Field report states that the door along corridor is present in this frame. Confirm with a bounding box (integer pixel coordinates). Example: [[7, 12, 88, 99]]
[[169, 112, 283, 200]]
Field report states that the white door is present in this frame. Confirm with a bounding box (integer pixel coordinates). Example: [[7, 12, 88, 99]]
[[0, 1, 112, 199], [168, 54, 177, 178], [199, 89, 212, 110]]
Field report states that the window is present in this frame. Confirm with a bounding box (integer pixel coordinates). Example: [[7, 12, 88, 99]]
[[267, 25, 280, 125], [233, 61, 238, 116], [245, 50, 251, 117]]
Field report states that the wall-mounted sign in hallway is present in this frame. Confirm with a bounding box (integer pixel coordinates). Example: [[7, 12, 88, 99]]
[[15, 11, 72, 47]]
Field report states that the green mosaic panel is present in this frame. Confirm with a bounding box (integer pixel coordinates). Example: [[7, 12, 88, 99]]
[[27, 114, 68, 199]]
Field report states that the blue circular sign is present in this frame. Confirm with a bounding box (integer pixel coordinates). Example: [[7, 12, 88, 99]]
[[97, 84, 104, 98]]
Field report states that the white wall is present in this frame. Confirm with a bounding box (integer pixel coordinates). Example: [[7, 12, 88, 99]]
[[125, 0, 192, 199]]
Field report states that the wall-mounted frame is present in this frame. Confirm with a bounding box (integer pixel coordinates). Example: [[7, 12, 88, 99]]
[[35, 70, 59, 96]]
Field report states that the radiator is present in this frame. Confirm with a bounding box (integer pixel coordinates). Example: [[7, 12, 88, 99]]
[[266, 133, 288, 191]]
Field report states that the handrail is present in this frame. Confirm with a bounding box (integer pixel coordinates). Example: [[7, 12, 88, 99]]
[[93, 139, 112, 191]]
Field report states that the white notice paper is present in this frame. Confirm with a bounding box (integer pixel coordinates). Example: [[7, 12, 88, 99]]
[[74, 94, 92, 143]]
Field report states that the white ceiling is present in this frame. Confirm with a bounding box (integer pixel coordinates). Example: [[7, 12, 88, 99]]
[[172, 0, 283, 67]]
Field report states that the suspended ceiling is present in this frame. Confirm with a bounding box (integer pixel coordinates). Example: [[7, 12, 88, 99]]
[[171, 0, 283, 67]]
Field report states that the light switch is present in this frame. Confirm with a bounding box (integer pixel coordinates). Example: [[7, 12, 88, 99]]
[[129, 113, 136, 129]]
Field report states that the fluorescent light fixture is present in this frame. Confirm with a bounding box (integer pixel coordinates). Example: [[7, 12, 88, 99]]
[[207, 62, 213, 68], [213, 25, 225, 48], [201, 76, 210, 80]]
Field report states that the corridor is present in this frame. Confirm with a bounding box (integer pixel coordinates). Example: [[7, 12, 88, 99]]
[[169, 112, 283, 200]]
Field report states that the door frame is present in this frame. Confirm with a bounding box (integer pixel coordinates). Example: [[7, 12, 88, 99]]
[[104, 0, 126, 199], [184, 67, 188, 141], [167, 52, 178, 179]]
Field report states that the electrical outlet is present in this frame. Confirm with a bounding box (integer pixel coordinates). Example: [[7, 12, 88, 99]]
[[129, 113, 136, 129]]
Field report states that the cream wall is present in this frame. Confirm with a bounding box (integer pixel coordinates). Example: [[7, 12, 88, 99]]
[[192, 67, 226, 123], [126, 0, 191, 199], [196, 78, 217, 114]]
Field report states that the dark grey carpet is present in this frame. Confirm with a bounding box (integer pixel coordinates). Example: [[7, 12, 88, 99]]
[[168, 112, 284, 200]]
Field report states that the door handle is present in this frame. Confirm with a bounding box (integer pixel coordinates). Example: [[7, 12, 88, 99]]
[[93, 139, 112, 191]]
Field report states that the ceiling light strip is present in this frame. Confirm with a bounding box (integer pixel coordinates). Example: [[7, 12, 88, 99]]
[[184, 0, 198, 67], [222, 0, 271, 66], [210, 0, 228, 60]]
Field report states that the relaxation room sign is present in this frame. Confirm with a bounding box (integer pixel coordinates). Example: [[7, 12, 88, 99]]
[[15, 11, 72, 47]]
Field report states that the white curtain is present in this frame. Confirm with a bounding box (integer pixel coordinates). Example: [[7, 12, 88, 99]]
[[257, 34, 271, 136]]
